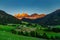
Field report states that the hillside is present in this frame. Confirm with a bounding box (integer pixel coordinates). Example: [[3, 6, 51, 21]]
[[39, 9, 60, 26], [0, 10, 21, 24]]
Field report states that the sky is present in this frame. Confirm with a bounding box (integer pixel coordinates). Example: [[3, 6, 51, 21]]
[[0, 0, 60, 15]]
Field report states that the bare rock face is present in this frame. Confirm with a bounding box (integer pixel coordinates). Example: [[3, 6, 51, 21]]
[[14, 13, 46, 20]]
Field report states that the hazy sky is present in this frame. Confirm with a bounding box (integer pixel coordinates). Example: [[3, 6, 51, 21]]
[[0, 0, 60, 15]]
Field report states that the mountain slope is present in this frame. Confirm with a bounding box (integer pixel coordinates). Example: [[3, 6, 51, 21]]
[[0, 10, 21, 24], [36, 9, 60, 26]]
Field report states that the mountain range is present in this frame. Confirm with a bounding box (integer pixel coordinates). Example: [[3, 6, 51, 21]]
[[14, 13, 46, 20], [0, 9, 60, 26], [21, 9, 60, 26]]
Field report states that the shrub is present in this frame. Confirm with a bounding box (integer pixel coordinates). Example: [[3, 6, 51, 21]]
[[24, 31, 29, 36], [20, 31, 24, 35], [42, 33, 48, 39], [30, 31, 36, 37], [55, 36, 60, 40], [18, 31, 22, 35], [52, 28, 60, 32], [11, 29, 16, 34], [35, 32, 42, 38]]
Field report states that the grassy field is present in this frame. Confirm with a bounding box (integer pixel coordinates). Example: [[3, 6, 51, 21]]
[[0, 31, 41, 40], [0, 25, 15, 31], [0, 24, 60, 40], [0, 25, 43, 40]]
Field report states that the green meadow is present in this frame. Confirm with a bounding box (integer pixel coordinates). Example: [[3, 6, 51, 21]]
[[0, 24, 60, 40]]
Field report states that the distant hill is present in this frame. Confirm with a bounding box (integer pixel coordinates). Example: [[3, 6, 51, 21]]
[[0, 10, 21, 24]]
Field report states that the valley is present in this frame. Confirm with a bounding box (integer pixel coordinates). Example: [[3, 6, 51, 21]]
[[0, 9, 60, 40], [0, 22, 60, 40]]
